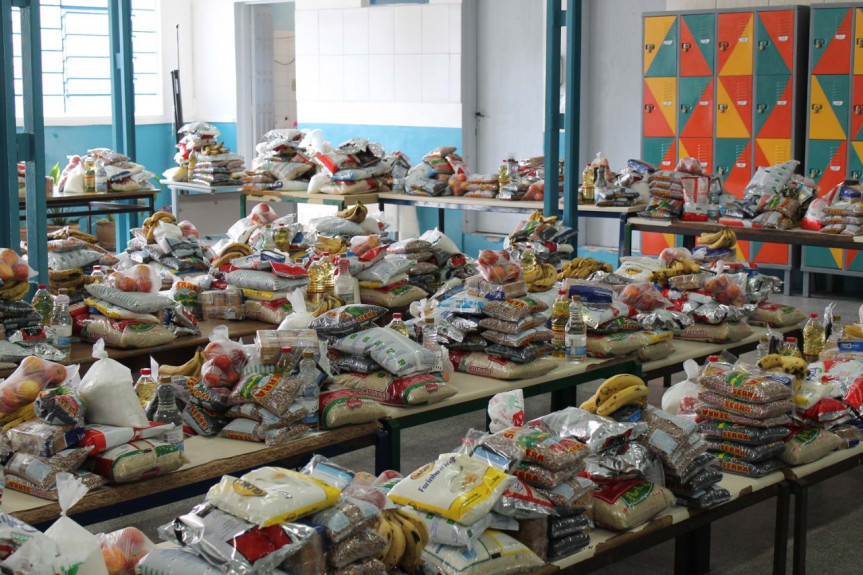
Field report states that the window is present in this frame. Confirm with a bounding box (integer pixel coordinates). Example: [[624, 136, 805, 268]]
[[12, 0, 161, 120]]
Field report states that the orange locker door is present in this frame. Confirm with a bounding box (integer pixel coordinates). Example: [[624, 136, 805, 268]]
[[679, 137, 714, 174], [811, 7, 853, 75], [716, 76, 753, 139], [717, 12, 754, 76], [643, 77, 677, 138]]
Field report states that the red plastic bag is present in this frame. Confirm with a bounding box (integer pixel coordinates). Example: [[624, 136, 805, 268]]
[[98, 527, 155, 575], [477, 250, 523, 283]]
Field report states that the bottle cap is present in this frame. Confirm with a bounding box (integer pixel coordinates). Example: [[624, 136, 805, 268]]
[[140, 368, 151, 375], [787, 337, 797, 343], [322, 252, 330, 257], [425, 317, 434, 324], [93, 265, 101, 271], [393, 313, 402, 319], [707, 355, 718, 362], [302, 351, 314, 358], [571, 295, 581, 301], [281, 346, 293, 353], [38, 284, 46, 289], [159, 375, 172, 384], [809, 313, 818, 319], [558, 289, 566, 296]]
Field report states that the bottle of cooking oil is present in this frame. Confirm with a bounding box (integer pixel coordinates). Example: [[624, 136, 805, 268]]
[[320, 252, 335, 294], [306, 256, 325, 305], [387, 313, 410, 337], [551, 289, 569, 360], [802, 313, 826, 362], [780, 336, 803, 359]]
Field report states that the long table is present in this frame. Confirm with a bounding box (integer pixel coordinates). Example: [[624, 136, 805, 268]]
[[241, 190, 380, 217], [5, 421, 383, 529], [624, 216, 863, 296]]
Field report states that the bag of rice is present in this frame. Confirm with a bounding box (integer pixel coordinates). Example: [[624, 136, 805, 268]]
[[84, 439, 183, 483], [335, 371, 455, 406], [388, 453, 514, 525], [449, 351, 558, 380], [483, 427, 588, 471], [678, 321, 753, 343], [421, 530, 543, 575], [319, 390, 386, 429], [360, 283, 427, 307], [243, 299, 293, 324], [780, 427, 843, 466], [80, 318, 177, 349], [309, 304, 387, 335], [749, 303, 807, 327], [85, 284, 174, 314], [230, 374, 302, 418], [587, 332, 645, 358], [592, 479, 675, 531], [207, 467, 341, 527], [369, 332, 438, 377], [356, 256, 413, 286]]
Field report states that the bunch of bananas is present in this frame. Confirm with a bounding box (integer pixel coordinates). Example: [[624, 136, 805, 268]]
[[843, 324, 863, 339], [374, 508, 429, 573], [336, 201, 368, 223], [159, 347, 206, 379], [649, 258, 702, 285], [580, 374, 649, 417], [697, 228, 737, 250], [47, 227, 98, 244], [528, 210, 557, 224], [201, 141, 226, 156], [523, 262, 558, 292], [0, 402, 36, 433], [315, 235, 348, 256], [0, 281, 30, 301], [311, 294, 345, 317], [210, 242, 253, 269], [757, 353, 808, 381], [49, 268, 86, 294], [143, 211, 178, 243], [558, 257, 612, 281]]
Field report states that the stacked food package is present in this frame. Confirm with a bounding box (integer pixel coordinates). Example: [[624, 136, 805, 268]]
[[579, 153, 647, 208], [505, 210, 577, 271], [312, 138, 398, 195], [496, 156, 551, 201], [47, 234, 119, 299], [244, 128, 314, 193], [57, 147, 158, 194], [166, 122, 246, 186], [404, 146, 466, 197], [801, 180, 863, 235], [718, 160, 816, 230]]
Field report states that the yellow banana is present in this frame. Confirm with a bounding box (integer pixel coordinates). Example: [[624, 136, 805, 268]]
[[597, 374, 646, 402], [219, 242, 253, 258], [0, 281, 29, 301], [779, 356, 808, 381], [159, 347, 204, 378], [374, 515, 393, 563], [596, 384, 649, 417], [843, 324, 863, 339], [757, 353, 784, 370], [393, 509, 425, 574], [579, 392, 600, 414], [383, 511, 406, 571], [0, 402, 35, 426]]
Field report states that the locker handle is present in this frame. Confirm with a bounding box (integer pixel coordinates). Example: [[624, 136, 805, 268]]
[[680, 104, 692, 113], [757, 104, 767, 114], [857, 38, 863, 48], [681, 42, 691, 52], [645, 43, 656, 52], [718, 104, 728, 113], [855, 105, 863, 115], [758, 40, 769, 50], [810, 168, 821, 178], [852, 171, 862, 180], [717, 167, 728, 175], [814, 38, 825, 49], [644, 104, 655, 113], [812, 104, 823, 113], [718, 41, 729, 51]]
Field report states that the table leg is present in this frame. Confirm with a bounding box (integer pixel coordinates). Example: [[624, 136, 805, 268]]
[[379, 419, 402, 474], [171, 186, 179, 216], [374, 428, 390, 477], [674, 525, 711, 575], [802, 272, 810, 298], [664, 374, 672, 388], [623, 223, 632, 257], [773, 484, 790, 575], [240, 194, 247, 218], [438, 208, 445, 233], [792, 488, 808, 575], [617, 214, 627, 265]]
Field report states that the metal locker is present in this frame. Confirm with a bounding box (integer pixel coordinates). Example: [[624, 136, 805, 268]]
[[851, 75, 863, 141], [809, 75, 850, 141], [806, 139, 847, 194], [678, 76, 714, 138], [678, 137, 713, 173], [717, 76, 752, 139], [848, 141, 863, 180], [803, 246, 843, 271], [846, 250, 863, 273], [680, 13, 715, 77], [642, 137, 676, 171], [717, 12, 754, 77], [854, 8, 863, 75], [755, 138, 792, 167], [811, 6, 852, 76], [643, 77, 677, 138], [750, 241, 791, 266], [754, 74, 792, 139], [756, 10, 795, 76], [715, 138, 752, 198], [645, 15, 678, 78]]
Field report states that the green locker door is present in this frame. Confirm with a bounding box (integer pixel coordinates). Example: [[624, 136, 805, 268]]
[[680, 13, 715, 77], [715, 138, 752, 198], [803, 246, 843, 271], [645, 16, 678, 78], [811, 6, 853, 75], [678, 76, 714, 138], [809, 75, 850, 141], [643, 137, 676, 171], [849, 141, 863, 181], [756, 10, 795, 76], [754, 74, 792, 139], [806, 139, 848, 194]]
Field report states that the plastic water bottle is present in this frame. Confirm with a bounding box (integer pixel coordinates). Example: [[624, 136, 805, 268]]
[[154, 377, 184, 451], [565, 296, 587, 363], [134, 368, 157, 411], [551, 289, 569, 360], [94, 159, 108, 194], [91, 265, 105, 283], [334, 258, 357, 304], [803, 313, 826, 362], [387, 313, 410, 337], [31, 284, 53, 326], [276, 346, 299, 376], [297, 351, 319, 430], [780, 337, 803, 359], [50, 288, 72, 360]]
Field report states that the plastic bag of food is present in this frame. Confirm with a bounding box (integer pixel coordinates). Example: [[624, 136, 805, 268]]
[[97, 527, 154, 575], [369, 332, 439, 377], [319, 389, 386, 429], [6, 420, 84, 458], [483, 427, 588, 471], [677, 321, 753, 343], [207, 467, 341, 527], [106, 265, 159, 293], [449, 351, 557, 380], [592, 479, 674, 531], [78, 339, 148, 427], [707, 439, 785, 463], [660, 360, 700, 416], [511, 461, 579, 490], [696, 405, 791, 428], [712, 452, 785, 477], [85, 283, 173, 314], [230, 373, 301, 417], [133, 548, 224, 574], [0, 356, 69, 414], [492, 479, 557, 519], [33, 386, 86, 426], [780, 427, 843, 466], [360, 283, 427, 308], [699, 370, 793, 404], [43, 473, 109, 575], [421, 530, 543, 575], [335, 371, 454, 406], [4, 448, 90, 490], [698, 390, 794, 419], [698, 421, 790, 445], [327, 349, 380, 374], [488, 390, 524, 434], [310, 496, 381, 544], [326, 527, 387, 569], [85, 439, 183, 483], [528, 407, 647, 453], [749, 303, 807, 327], [619, 282, 672, 311], [476, 250, 523, 283], [388, 453, 514, 525], [308, 304, 387, 335], [540, 476, 595, 512]]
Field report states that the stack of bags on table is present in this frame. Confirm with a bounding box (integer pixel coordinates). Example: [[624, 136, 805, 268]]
[[125, 210, 210, 280], [47, 237, 119, 300], [435, 250, 559, 381], [312, 138, 400, 196], [167, 122, 246, 186], [802, 180, 863, 236], [497, 156, 551, 201], [505, 210, 577, 271], [245, 128, 314, 193], [0, 247, 37, 314], [639, 157, 712, 220], [580, 153, 647, 208], [77, 263, 185, 349], [720, 160, 816, 230], [57, 147, 158, 193], [357, 238, 433, 310], [403, 146, 467, 197]]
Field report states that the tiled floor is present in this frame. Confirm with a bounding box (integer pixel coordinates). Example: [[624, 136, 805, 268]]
[[84, 292, 863, 573]]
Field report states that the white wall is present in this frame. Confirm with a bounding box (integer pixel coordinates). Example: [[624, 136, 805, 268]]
[[294, 0, 462, 129]]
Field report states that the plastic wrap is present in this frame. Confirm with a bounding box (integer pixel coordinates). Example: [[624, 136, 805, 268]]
[[308, 304, 387, 335]]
